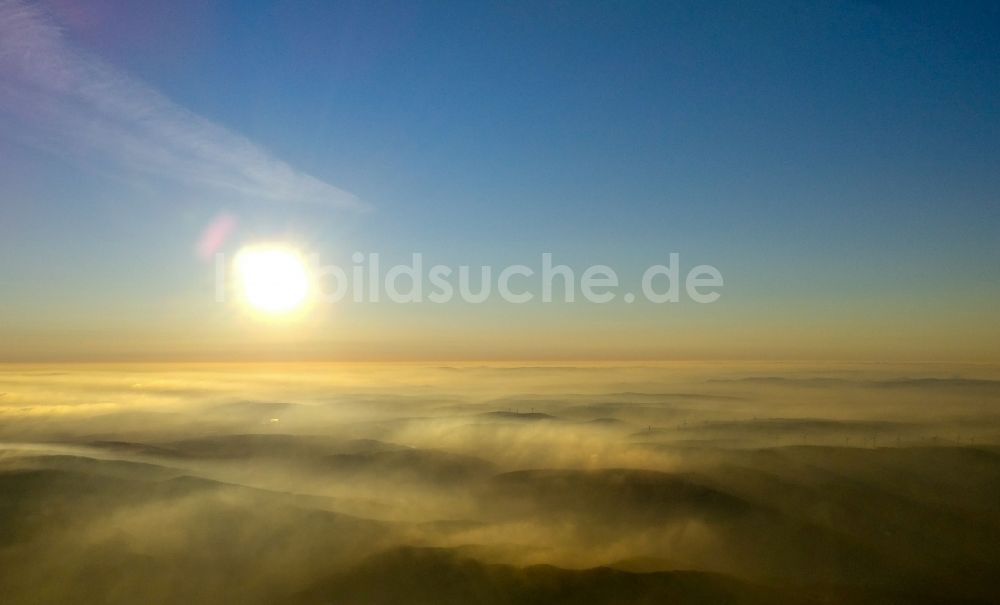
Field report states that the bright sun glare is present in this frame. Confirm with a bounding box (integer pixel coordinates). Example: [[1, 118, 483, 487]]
[[235, 246, 309, 315]]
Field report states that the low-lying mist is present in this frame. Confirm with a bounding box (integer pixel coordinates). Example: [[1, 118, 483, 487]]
[[1, 362, 999, 604]]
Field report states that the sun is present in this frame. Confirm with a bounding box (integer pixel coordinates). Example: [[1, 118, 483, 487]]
[[234, 246, 310, 315]]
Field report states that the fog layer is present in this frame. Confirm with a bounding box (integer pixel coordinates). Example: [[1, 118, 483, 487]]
[[1, 362, 999, 604]]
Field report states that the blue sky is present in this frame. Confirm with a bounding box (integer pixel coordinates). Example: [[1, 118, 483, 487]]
[[1, 0, 998, 360]]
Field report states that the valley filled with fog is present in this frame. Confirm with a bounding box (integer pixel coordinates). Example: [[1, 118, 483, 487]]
[[1, 362, 999, 604]]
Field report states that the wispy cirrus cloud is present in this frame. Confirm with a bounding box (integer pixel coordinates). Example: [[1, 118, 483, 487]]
[[0, 0, 364, 210]]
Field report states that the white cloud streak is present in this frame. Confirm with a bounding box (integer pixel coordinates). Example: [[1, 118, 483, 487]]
[[0, 0, 364, 209]]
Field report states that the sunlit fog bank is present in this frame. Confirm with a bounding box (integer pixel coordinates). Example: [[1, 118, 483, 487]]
[[2, 362, 1000, 604]]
